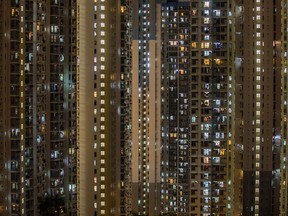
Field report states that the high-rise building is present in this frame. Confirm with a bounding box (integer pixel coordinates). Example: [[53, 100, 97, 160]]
[[78, 0, 161, 215], [281, 1, 288, 215], [0, 0, 77, 215], [161, 0, 283, 216], [234, 0, 281, 215], [131, 0, 162, 215], [78, 0, 134, 215], [161, 1, 192, 214], [1, 0, 287, 216], [161, 0, 234, 215]]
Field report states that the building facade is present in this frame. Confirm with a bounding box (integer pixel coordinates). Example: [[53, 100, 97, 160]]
[[0, 0, 77, 215], [1, 0, 287, 216], [131, 0, 162, 215], [78, 0, 134, 215], [234, 0, 282, 215], [161, 1, 192, 214], [161, 0, 234, 215], [281, 0, 288, 215]]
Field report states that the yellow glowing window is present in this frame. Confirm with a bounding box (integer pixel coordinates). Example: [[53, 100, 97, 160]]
[[214, 59, 222, 65], [201, 42, 210, 48], [204, 59, 210, 65], [170, 133, 177, 138], [191, 42, 197, 48], [220, 149, 225, 156], [121, 6, 126, 13]]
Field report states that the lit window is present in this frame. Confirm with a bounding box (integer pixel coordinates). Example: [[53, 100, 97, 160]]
[[203, 59, 210, 65], [203, 18, 210, 24], [120, 6, 126, 13], [201, 42, 210, 48], [191, 42, 197, 48], [204, 1, 210, 7]]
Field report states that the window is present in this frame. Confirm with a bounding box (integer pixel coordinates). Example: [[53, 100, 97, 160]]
[[204, 2, 210, 7]]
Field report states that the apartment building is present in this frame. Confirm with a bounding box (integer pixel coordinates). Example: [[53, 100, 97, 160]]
[[0, 0, 77, 215]]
